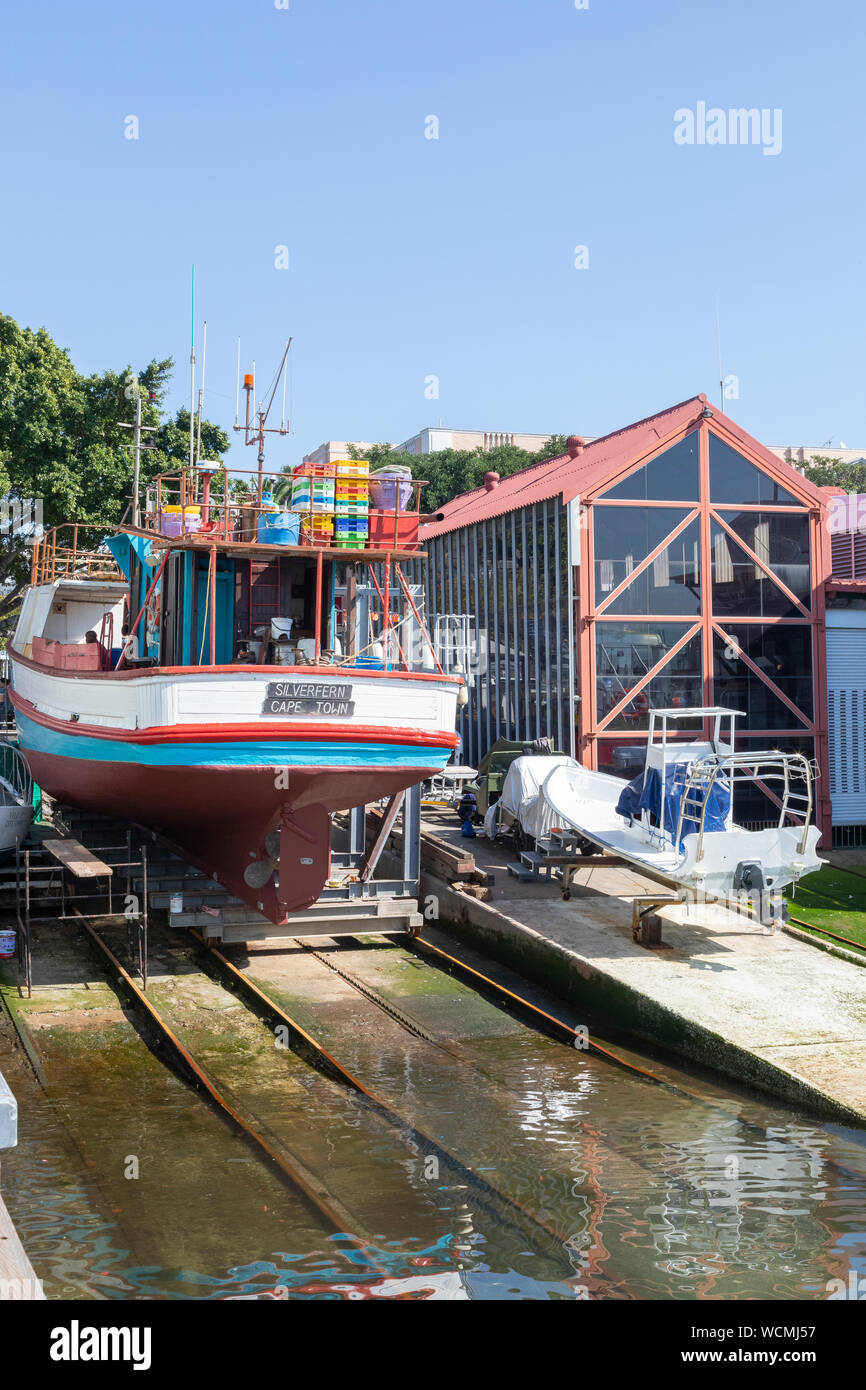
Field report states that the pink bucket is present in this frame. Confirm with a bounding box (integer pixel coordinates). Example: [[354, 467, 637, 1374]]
[[0, 930, 16, 960]]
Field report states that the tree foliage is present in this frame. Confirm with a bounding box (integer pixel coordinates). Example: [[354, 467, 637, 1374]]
[[802, 454, 866, 492], [346, 435, 570, 512], [0, 312, 230, 634]]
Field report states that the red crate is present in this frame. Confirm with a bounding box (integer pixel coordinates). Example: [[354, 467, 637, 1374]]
[[368, 510, 420, 550], [292, 461, 336, 478]]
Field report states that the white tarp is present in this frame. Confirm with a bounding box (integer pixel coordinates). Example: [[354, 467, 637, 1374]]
[[486, 754, 580, 842]]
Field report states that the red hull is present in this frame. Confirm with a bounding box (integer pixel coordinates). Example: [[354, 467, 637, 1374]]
[[27, 751, 433, 923]]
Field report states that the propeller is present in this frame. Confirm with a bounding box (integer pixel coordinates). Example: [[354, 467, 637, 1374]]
[[243, 829, 282, 889]]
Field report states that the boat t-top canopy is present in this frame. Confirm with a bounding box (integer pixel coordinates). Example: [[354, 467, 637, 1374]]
[[647, 707, 747, 763]]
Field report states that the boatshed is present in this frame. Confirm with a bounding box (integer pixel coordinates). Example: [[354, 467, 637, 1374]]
[[418, 395, 834, 838]]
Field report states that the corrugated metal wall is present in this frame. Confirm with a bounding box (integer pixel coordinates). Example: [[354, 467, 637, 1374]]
[[418, 498, 575, 767]]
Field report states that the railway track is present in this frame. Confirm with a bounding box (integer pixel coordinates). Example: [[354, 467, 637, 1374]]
[[10, 903, 862, 1300], [71, 915, 634, 1296], [275, 928, 866, 1186]]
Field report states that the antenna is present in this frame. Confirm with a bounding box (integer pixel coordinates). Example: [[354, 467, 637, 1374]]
[[715, 296, 724, 410], [189, 265, 196, 472], [232, 338, 293, 500], [195, 320, 207, 464], [280, 339, 290, 432], [235, 337, 241, 428]]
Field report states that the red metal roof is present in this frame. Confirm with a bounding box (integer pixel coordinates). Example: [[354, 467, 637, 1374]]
[[420, 394, 829, 539]]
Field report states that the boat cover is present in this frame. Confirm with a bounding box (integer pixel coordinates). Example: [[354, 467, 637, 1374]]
[[105, 532, 152, 579], [485, 754, 579, 840], [615, 762, 730, 840]]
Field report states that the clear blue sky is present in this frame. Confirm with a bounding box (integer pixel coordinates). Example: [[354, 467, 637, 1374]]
[[2, 0, 864, 472]]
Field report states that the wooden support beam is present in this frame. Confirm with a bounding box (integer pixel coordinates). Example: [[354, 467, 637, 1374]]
[[42, 839, 113, 879]]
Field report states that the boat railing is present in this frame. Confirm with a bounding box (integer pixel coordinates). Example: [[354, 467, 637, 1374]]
[[30, 526, 124, 586], [140, 464, 428, 554], [0, 742, 32, 809], [674, 751, 815, 862]]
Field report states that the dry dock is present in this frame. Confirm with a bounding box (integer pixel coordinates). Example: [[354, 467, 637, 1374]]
[[422, 815, 866, 1126]]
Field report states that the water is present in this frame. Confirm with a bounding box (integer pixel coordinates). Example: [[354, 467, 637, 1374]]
[[2, 933, 865, 1301]]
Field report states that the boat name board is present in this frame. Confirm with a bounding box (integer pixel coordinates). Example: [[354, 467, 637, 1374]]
[[262, 681, 355, 717]]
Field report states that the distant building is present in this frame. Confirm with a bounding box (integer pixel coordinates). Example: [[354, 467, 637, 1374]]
[[770, 445, 866, 469], [301, 440, 376, 467], [302, 427, 558, 467], [394, 427, 557, 456], [304, 432, 866, 472]]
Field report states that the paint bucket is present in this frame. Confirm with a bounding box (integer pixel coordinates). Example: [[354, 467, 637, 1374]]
[[169, 893, 183, 915], [0, 930, 16, 959]]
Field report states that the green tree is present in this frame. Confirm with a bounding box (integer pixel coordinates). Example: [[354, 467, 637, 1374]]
[[802, 455, 866, 491], [0, 312, 230, 634], [345, 435, 569, 511]]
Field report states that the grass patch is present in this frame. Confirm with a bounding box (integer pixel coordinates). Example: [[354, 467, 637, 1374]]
[[785, 865, 866, 953]]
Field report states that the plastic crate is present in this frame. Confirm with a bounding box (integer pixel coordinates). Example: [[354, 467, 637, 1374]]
[[300, 515, 335, 538], [293, 461, 336, 478], [292, 477, 335, 496], [292, 484, 335, 513], [334, 459, 369, 477], [333, 532, 369, 549]]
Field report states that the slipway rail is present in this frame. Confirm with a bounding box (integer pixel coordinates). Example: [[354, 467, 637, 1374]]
[[74, 914, 360, 1240], [191, 930, 634, 1295]]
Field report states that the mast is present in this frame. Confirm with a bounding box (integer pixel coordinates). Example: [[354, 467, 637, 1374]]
[[189, 265, 196, 475], [132, 390, 142, 528]]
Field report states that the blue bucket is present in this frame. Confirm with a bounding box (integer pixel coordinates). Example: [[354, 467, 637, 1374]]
[[257, 511, 301, 545]]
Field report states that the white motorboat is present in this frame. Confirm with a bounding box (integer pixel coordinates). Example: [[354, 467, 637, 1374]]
[[542, 708, 823, 918], [0, 741, 34, 853]]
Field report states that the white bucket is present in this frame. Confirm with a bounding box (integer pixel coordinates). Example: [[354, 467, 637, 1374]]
[[169, 893, 183, 915], [0, 930, 16, 959]]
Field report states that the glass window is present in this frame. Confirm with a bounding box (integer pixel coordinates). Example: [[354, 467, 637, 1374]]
[[711, 517, 810, 618], [599, 432, 700, 502], [712, 625, 813, 728], [716, 510, 811, 610], [709, 434, 801, 507], [596, 624, 702, 730], [594, 508, 701, 615]]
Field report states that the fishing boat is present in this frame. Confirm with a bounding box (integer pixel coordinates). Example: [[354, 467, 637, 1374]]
[[7, 465, 461, 923], [541, 708, 823, 914], [0, 741, 34, 853]]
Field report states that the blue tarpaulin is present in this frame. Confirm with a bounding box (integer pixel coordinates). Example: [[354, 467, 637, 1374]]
[[616, 762, 730, 840], [105, 533, 151, 579]]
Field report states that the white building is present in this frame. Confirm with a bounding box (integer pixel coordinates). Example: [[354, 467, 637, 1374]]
[[770, 445, 866, 469], [303, 431, 866, 471], [302, 426, 558, 466]]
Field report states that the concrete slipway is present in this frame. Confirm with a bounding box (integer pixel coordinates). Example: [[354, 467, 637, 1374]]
[[419, 817, 866, 1127]]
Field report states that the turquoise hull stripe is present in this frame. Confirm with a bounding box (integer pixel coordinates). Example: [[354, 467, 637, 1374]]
[[15, 711, 452, 771]]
